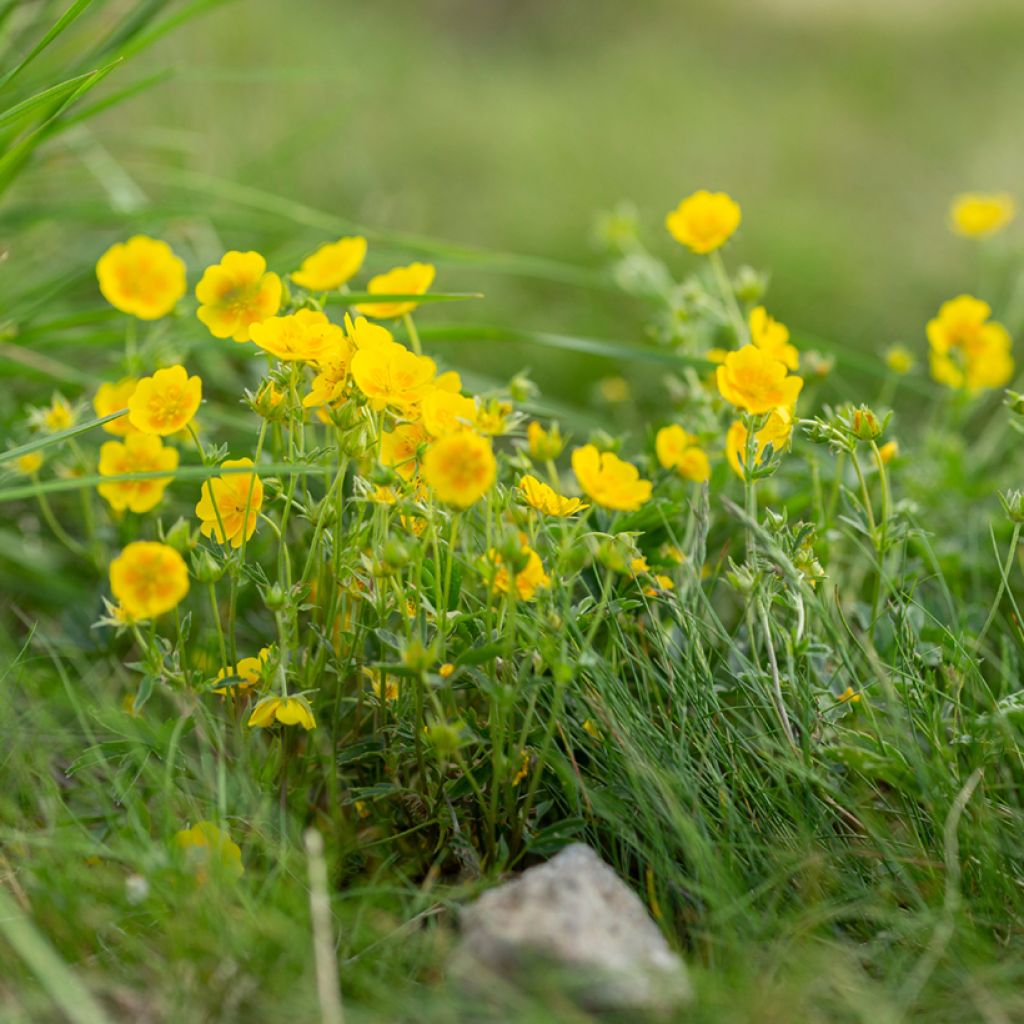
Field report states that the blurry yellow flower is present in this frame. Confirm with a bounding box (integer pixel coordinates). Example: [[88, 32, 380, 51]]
[[422, 431, 497, 508], [655, 425, 711, 483], [214, 647, 272, 695], [837, 686, 861, 704], [582, 718, 600, 738], [926, 295, 1014, 392], [665, 190, 741, 254], [127, 365, 201, 436], [15, 451, 43, 475], [489, 544, 550, 601], [355, 262, 436, 319], [93, 378, 138, 436], [248, 695, 316, 730], [97, 236, 186, 320], [435, 370, 462, 393], [439, 662, 455, 679], [716, 345, 803, 415], [644, 574, 674, 596], [292, 236, 367, 291], [174, 821, 243, 881], [110, 541, 189, 620], [195, 458, 264, 549], [98, 432, 179, 514], [725, 407, 793, 479], [250, 309, 346, 363], [512, 750, 530, 786], [381, 422, 430, 480], [196, 251, 282, 342], [475, 399, 513, 436], [749, 306, 798, 370], [598, 376, 631, 403], [303, 336, 355, 408], [527, 420, 564, 461], [949, 192, 1016, 238], [364, 668, 399, 703], [350, 342, 436, 412], [421, 388, 477, 437], [571, 444, 652, 512], [878, 440, 898, 465], [884, 345, 915, 376], [519, 473, 588, 516], [33, 394, 75, 433]]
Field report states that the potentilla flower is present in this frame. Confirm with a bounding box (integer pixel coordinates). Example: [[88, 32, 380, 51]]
[[435, 370, 463, 393], [949, 192, 1016, 238], [343, 313, 396, 349], [665, 190, 741, 254], [31, 394, 75, 433], [716, 345, 803, 415], [655, 425, 711, 483], [526, 420, 564, 461], [250, 309, 346, 363], [421, 388, 477, 437], [247, 695, 316, 730], [195, 458, 264, 548], [174, 821, 244, 881], [421, 431, 497, 508], [292, 236, 367, 291], [926, 295, 1014, 392], [127, 365, 202, 436], [303, 338, 355, 409], [749, 306, 798, 370], [519, 474, 588, 516], [381, 422, 430, 480], [195, 251, 282, 342], [109, 540, 189, 620], [15, 452, 43, 475], [214, 646, 272, 695], [97, 432, 179, 514], [93, 378, 139, 436], [571, 444, 652, 512], [884, 345, 915, 375], [350, 341, 436, 412], [354, 262, 436, 319], [475, 399, 512, 436], [97, 236, 187, 320], [725, 407, 793, 479], [878, 440, 899, 465], [489, 544, 550, 601]]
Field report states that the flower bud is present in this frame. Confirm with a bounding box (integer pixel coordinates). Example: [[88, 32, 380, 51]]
[[402, 638, 437, 675], [164, 517, 196, 553], [382, 537, 410, 571], [425, 720, 464, 757], [264, 582, 287, 612], [1000, 489, 1024, 524], [191, 549, 224, 584], [733, 265, 768, 305]]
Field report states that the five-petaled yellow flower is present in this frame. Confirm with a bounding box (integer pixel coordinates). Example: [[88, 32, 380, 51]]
[[195, 458, 264, 549], [110, 541, 189, 620], [655, 425, 711, 483], [665, 190, 741, 254], [214, 647, 272, 695], [421, 431, 496, 508], [350, 341, 436, 412], [725, 408, 793, 479], [94, 378, 139, 436], [292, 236, 367, 291], [195, 251, 282, 342], [248, 695, 316, 730], [98, 431, 179, 514], [716, 345, 804, 415], [355, 262, 436, 319], [421, 388, 477, 437], [97, 236, 187, 320], [174, 821, 244, 881], [571, 444, 652, 512], [926, 295, 1014, 392], [749, 306, 798, 370], [127, 365, 202, 436], [15, 451, 43, 475], [949, 192, 1016, 239], [519, 474, 588, 516], [250, 309, 346, 363], [489, 543, 551, 601]]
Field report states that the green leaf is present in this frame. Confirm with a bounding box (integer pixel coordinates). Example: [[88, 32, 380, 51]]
[[0, 0, 96, 93]]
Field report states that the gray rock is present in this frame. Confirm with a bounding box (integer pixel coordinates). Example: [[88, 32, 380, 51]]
[[451, 843, 692, 1015]]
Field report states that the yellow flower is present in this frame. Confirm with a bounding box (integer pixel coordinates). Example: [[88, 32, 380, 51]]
[[15, 451, 43, 475], [33, 394, 75, 433], [303, 337, 355, 408], [884, 345, 915, 376], [749, 306, 798, 370], [435, 370, 463, 393], [127, 365, 201, 436], [716, 345, 803, 415], [422, 432, 496, 508], [597, 376, 631, 403], [878, 440, 898, 465], [97, 432, 179, 514], [93, 378, 138, 436], [381, 422, 430, 480], [174, 821, 243, 881], [421, 388, 477, 437], [214, 647, 272, 695], [97, 236, 186, 320], [527, 420, 564, 461], [949, 192, 1016, 238], [475, 399, 512, 436], [250, 309, 346, 363], [571, 444, 652, 512], [195, 458, 264, 549], [195, 251, 282, 342], [355, 262, 436, 319], [489, 544, 550, 601], [344, 313, 396, 350], [926, 295, 1014, 392], [247, 695, 316, 730], [725, 408, 793, 479], [292, 236, 367, 291], [582, 718, 600, 738], [439, 662, 455, 679], [364, 667, 399, 703], [350, 342, 436, 412], [665, 190, 741, 254], [655, 425, 711, 483], [837, 686, 861, 705], [519, 474, 588, 516], [110, 541, 189, 620]]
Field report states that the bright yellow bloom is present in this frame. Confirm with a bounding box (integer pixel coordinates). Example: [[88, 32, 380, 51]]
[[93, 378, 138, 436], [421, 388, 477, 437], [489, 544, 551, 601], [174, 821, 243, 881], [519, 474, 588, 516], [884, 345, 915, 375], [250, 309, 345, 363], [97, 432, 178, 514], [195, 458, 264, 549], [435, 370, 462, 393], [214, 647, 272, 695], [381, 422, 430, 480], [571, 444, 652, 512], [527, 420, 564, 461], [725, 407, 793, 479], [716, 345, 803, 415], [749, 306, 798, 370], [34, 394, 75, 433], [110, 541, 189, 620], [422, 432, 496, 508], [655, 425, 711, 483], [665, 190, 741, 254], [878, 440, 898, 465], [303, 337, 355, 408], [292, 236, 367, 291], [355, 262, 436, 319], [15, 451, 43, 475], [344, 313, 395, 350], [350, 342, 436, 412], [926, 295, 1014, 392], [247, 695, 316, 730], [949, 192, 1016, 238], [97, 236, 186, 320], [475, 399, 512, 436], [127, 365, 201, 436], [439, 662, 455, 679], [195, 251, 282, 342]]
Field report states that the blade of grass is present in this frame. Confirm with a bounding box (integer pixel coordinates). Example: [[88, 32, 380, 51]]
[[0, 0, 95, 93]]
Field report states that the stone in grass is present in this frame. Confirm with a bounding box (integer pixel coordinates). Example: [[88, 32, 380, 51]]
[[452, 843, 692, 1015]]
